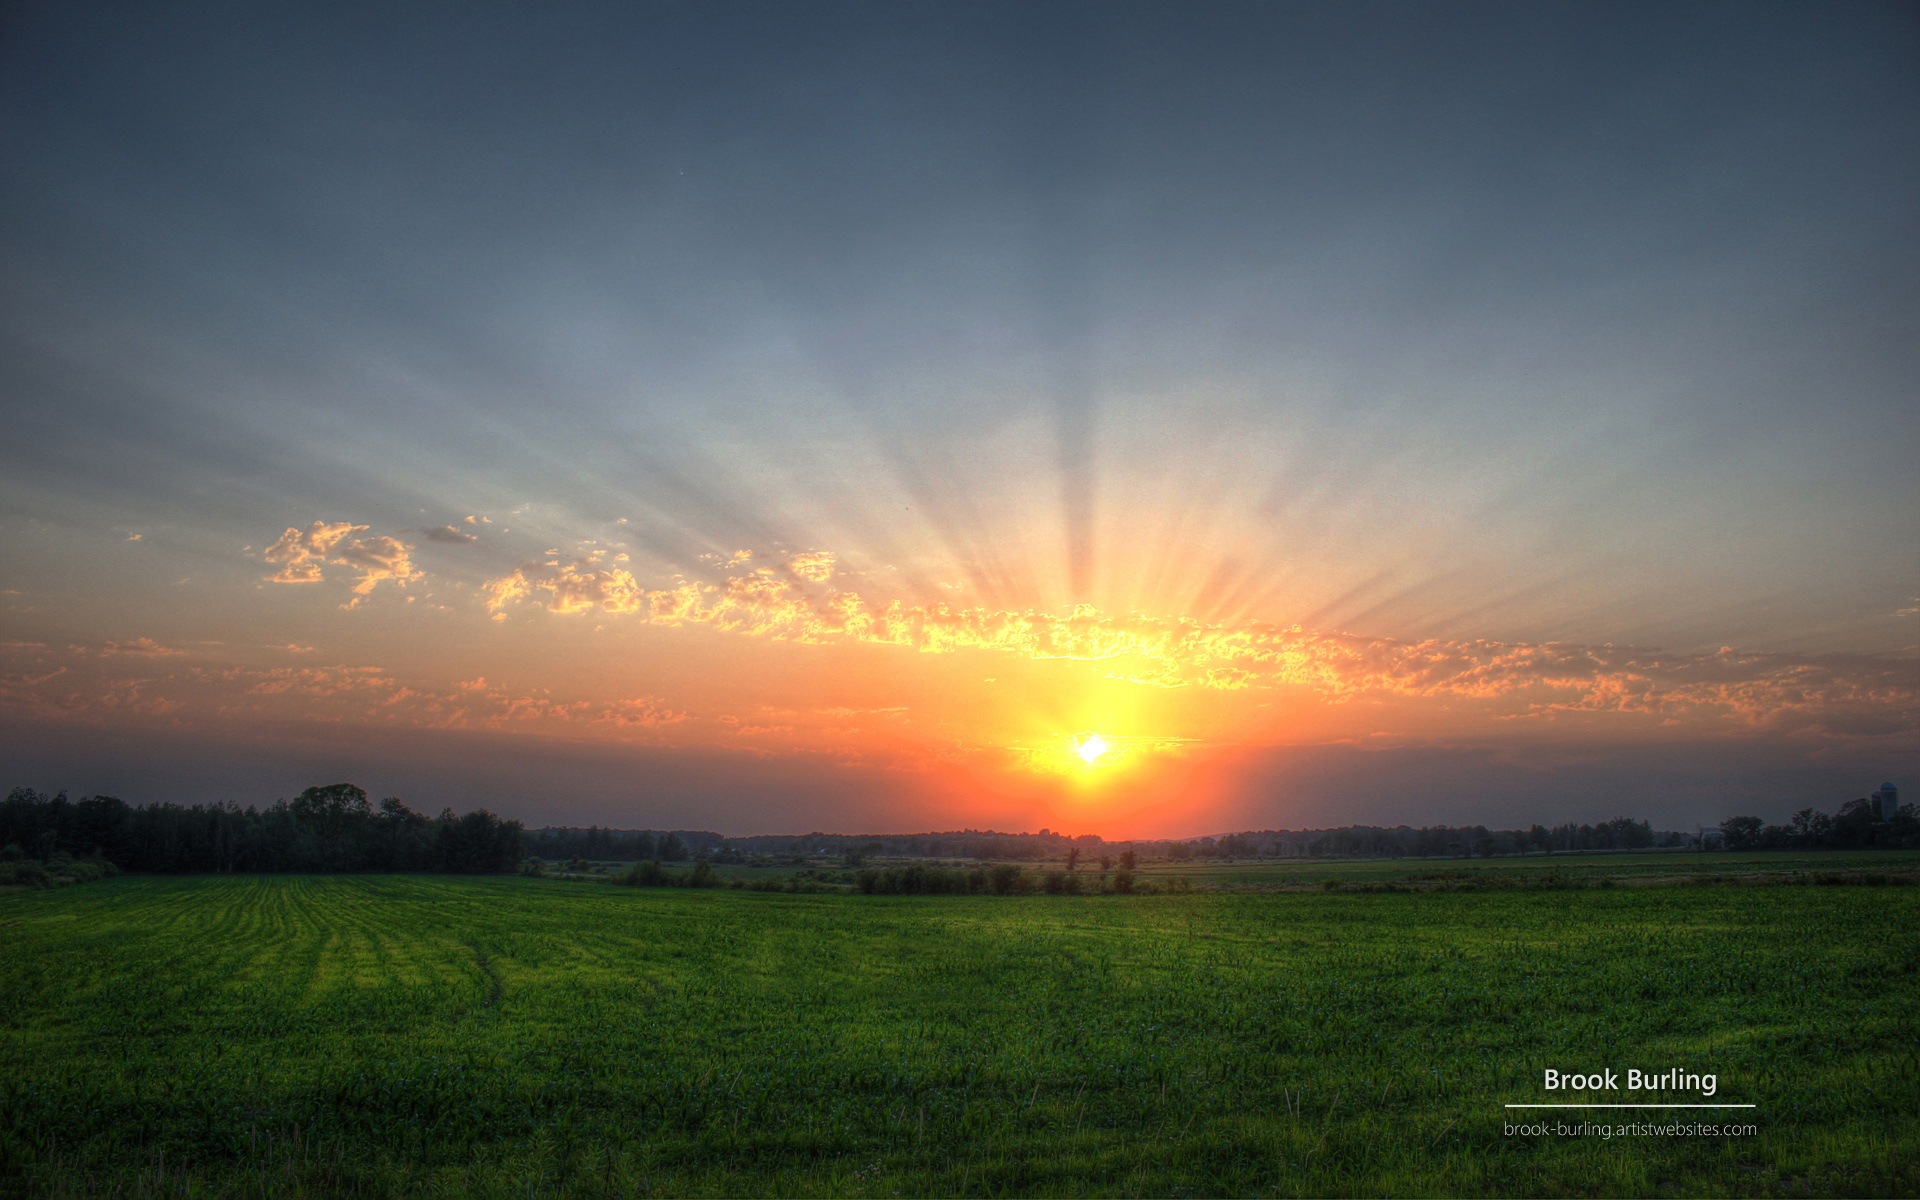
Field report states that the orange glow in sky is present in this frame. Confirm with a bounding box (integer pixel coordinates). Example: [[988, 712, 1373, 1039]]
[[2, 4, 1916, 836]]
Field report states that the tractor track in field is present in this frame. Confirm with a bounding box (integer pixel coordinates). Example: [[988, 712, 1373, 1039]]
[[468, 943, 504, 1008]]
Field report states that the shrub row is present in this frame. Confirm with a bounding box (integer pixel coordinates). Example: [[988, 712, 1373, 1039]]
[[618, 859, 719, 888], [853, 865, 1192, 895], [0, 847, 119, 889]]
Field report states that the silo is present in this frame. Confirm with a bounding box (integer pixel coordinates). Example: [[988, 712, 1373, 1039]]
[[1873, 782, 1899, 822]]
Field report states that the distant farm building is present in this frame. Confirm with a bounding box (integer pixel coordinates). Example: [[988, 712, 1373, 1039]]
[[1873, 782, 1899, 821]]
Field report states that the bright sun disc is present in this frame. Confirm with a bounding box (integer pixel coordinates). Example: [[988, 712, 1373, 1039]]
[[1074, 733, 1110, 765]]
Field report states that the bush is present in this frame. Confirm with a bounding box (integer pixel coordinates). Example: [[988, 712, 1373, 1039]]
[[622, 860, 673, 887], [0, 859, 48, 888], [1042, 870, 1084, 895], [0, 850, 117, 889], [855, 865, 985, 894], [987, 864, 1027, 895]]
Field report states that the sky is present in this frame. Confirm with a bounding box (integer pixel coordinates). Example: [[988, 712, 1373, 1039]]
[[2, 1, 1917, 837]]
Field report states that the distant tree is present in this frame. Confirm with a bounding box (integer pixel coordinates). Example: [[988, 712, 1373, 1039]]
[[292, 783, 371, 829], [1889, 804, 1919, 847], [1832, 799, 1879, 847], [1719, 816, 1764, 851], [623, 860, 670, 886], [1789, 808, 1833, 843], [1065, 846, 1080, 872], [1119, 850, 1137, 872]]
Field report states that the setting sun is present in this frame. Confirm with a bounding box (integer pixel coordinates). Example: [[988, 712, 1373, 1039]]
[[1074, 732, 1111, 765]]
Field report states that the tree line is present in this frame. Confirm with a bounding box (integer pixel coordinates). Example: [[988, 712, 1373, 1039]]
[[1719, 798, 1916, 851], [653, 818, 1689, 864], [525, 826, 717, 864], [1, 784, 523, 876]]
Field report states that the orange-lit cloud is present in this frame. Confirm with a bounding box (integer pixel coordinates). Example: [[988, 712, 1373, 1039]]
[[98, 637, 185, 658], [263, 520, 420, 601], [478, 553, 1920, 736], [0, 640, 692, 740], [787, 551, 835, 582]]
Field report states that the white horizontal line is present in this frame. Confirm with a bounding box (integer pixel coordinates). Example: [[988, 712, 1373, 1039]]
[[1504, 1104, 1755, 1109]]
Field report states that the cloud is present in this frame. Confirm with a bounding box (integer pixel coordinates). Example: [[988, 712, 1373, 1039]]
[[480, 552, 1920, 737], [1898, 598, 1919, 618], [264, 521, 359, 584], [788, 551, 835, 582], [330, 535, 419, 600], [262, 520, 421, 600], [596, 698, 689, 729], [100, 637, 185, 658], [425, 524, 478, 543], [484, 562, 648, 617], [2, 644, 693, 743]]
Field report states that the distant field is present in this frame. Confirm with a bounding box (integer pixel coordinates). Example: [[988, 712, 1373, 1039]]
[[640, 846, 1920, 891], [1130, 847, 1920, 888], [3, 869, 1917, 1197]]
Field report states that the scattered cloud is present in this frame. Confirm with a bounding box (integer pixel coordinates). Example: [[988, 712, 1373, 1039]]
[[125, 533, 142, 542], [2, 649, 691, 740], [331, 535, 419, 601], [264, 520, 360, 584], [484, 561, 648, 617], [595, 697, 689, 728], [1898, 598, 1919, 618], [100, 637, 185, 658], [425, 524, 478, 543], [262, 520, 421, 601], [478, 552, 1920, 737], [788, 551, 835, 582]]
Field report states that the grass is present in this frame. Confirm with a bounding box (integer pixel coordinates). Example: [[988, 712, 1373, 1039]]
[[2, 865, 1917, 1196]]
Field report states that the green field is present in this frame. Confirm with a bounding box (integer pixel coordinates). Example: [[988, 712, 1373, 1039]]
[[3, 866, 1918, 1197]]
